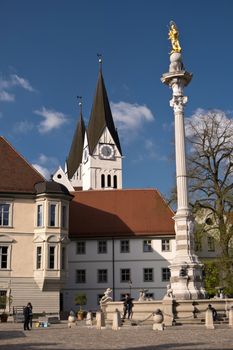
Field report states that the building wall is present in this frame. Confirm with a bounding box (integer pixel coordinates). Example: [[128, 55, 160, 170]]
[[0, 194, 70, 314], [62, 237, 176, 311]]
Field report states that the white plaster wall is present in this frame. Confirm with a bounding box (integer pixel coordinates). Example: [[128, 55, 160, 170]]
[[63, 237, 176, 311]]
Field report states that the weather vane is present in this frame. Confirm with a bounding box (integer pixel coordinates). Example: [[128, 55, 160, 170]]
[[77, 95, 82, 113], [168, 21, 182, 55], [97, 53, 103, 70]]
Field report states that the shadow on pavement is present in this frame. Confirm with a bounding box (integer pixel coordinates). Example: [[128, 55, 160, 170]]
[[0, 331, 26, 339], [0, 343, 218, 350]]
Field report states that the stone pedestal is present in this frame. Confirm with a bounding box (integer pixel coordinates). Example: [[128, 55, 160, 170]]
[[112, 309, 122, 330], [86, 312, 93, 326], [67, 314, 76, 328], [152, 309, 164, 331], [96, 311, 105, 329], [229, 307, 233, 327], [162, 297, 174, 326], [205, 308, 215, 329]]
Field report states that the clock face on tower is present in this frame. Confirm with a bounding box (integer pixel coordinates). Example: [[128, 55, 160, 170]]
[[99, 144, 114, 159]]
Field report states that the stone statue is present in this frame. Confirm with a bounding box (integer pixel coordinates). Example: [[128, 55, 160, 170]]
[[168, 21, 181, 54], [166, 283, 173, 298], [138, 289, 148, 301], [100, 288, 112, 307]]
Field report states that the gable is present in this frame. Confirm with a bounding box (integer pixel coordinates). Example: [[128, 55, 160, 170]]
[[0, 136, 44, 193]]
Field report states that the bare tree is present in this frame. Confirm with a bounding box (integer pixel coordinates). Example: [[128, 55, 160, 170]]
[[186, 109, 233, 258]]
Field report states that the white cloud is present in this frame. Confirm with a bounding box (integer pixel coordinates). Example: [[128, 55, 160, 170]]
[[0, 74, 35, 92], [185, 109, 233, 157], [0, 91, 15, 102], [32, 164, 51, 179], [32, 153, 59, 180], [11, 74, 35, 92], [110, 101, 154, 139], [186, 108, 233, 138], [34, 107, 68, 133], [13, 120, 34, 134]]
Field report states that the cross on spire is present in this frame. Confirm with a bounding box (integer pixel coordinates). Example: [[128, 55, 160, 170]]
[[77, 95, 82, 114], [97, 53, 103, 71]]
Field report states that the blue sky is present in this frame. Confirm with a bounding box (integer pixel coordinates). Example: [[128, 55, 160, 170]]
[[0, 0, 233, 198]]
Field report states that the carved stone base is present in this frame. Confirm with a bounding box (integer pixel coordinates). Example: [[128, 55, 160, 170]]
[[170, 262, 206, 300]]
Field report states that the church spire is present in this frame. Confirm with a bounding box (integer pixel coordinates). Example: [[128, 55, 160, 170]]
[[66, 96, 86, 179], [87, 59, 122, 155]]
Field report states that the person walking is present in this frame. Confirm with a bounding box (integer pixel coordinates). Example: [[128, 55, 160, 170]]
[[23, 303, 31, 331]]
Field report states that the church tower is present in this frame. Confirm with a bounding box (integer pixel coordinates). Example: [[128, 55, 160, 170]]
[[82, 61, 123, 190]]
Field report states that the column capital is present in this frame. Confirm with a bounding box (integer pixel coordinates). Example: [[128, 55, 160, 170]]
[[170, 95, 188, 112]]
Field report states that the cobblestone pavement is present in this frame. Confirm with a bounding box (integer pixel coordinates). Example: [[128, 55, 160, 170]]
[[0, 322, 233, 350]]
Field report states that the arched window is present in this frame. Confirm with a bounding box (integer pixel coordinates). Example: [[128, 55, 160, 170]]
[[101, 174, 105, 188], [113, 175, 117, 189], [107, 175, 111, 187]]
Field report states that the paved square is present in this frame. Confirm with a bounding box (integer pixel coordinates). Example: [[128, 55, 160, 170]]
[[0, 322, 233, 350]]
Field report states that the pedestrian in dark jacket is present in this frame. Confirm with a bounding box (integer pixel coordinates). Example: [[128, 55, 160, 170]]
[[28, 302, 33, 328], [123, 293, 133, 319], [23, 303, 31, 330]]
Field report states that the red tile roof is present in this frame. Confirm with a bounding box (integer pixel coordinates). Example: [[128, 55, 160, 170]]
[[0, 136, 44, 193], [69, 189, 175, 238]]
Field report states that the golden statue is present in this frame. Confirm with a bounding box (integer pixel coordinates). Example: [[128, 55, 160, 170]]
[[168, 21, 181, 54]]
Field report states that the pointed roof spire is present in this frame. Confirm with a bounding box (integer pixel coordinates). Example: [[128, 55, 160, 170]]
[[87, 58, 122, 155], [66, 96, 86, 179]]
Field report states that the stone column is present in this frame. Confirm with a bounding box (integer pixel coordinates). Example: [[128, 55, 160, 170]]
[[161, 52, 206, 300]]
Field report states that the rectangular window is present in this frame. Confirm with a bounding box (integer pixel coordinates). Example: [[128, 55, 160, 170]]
[[0, 204, 10, 226], [98, 240, 107, 254], [36, 246, 42, 269], [207, 236, 215, 252], [0, 246, 8, 269], [162, 267, 171, 281], [194, 237, 202, 252], [120, 240, 129, 253], [98, 269, 108, 283], [61, 247, 66, 270], [121, 268, 131, 282], [49, 204, 57, 227], [76, 241, 86, 254], [61, 205, 67, 229], [143, 268, 153, 282], [49, 246, 55, 269], [161, 239, 171, 252], [0, 291, 7, 309], [76, 269, 86, 283], [37, 204, 43, 227], [143, 240, 152, 252]]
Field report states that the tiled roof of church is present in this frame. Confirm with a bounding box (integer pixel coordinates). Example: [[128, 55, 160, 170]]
[[66, 112, 86, 179], [87, 70, 122, 155], [0, 136, 44, 193], [69, 189, 175, 238]]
